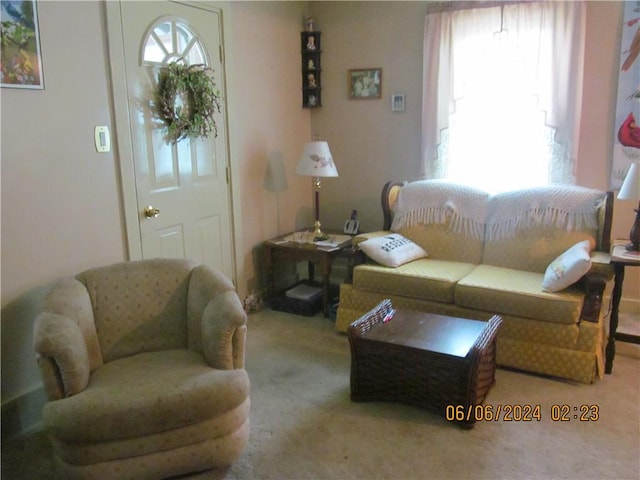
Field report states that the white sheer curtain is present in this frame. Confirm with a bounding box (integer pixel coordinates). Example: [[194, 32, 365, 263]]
[[421, 1, 585, 193]]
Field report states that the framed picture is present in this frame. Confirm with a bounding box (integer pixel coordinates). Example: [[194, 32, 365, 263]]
[[348, 68, 381, 99], [1, 0, 44, 89], [391, 94, 405, 112]]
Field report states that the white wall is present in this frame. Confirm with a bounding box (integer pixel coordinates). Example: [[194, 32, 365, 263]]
[[1, 0, 310, 437], [310, 0, 639, 310], [1, 2, 126, 429], [223, 1, 313, 296], [309, 2, 425, 232], [2, 0, 637, 439]]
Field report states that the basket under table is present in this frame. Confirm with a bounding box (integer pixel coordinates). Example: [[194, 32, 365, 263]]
[[347, 299, 503, 428]]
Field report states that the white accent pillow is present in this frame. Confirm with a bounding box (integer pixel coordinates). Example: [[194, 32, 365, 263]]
[[359, 233, 427, 268], [542, 240, 593, 292]]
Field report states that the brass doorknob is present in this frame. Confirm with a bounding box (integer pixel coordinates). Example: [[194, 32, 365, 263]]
[[143, 205, 160, 219]]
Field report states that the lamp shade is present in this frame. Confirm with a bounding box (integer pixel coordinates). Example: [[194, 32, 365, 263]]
[[618, 162, 640, 200], [295, 141, 338, 177]]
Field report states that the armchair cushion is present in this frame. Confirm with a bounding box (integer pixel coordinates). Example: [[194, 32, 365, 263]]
[[43, 349, 249, 443], [33, 312, 90, 396], [76, 259, 194, 362]]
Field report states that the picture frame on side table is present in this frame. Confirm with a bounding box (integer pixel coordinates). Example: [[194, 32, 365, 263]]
[[391, 94, 405, 112], [348, 68, 382, 99]]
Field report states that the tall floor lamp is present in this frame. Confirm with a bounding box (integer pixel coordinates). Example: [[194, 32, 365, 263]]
[[295, 141, 338, 241], [618, 162, 640, 251]]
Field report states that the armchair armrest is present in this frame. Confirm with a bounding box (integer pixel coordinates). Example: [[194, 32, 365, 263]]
[[33, 312, 90, 398], [201, 291, 247, 370]]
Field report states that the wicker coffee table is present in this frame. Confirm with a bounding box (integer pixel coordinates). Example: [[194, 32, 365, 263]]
[[347, 300, 503, 428]]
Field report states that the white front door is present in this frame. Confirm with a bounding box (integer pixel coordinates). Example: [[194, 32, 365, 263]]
[[107, 1, 235, 281]]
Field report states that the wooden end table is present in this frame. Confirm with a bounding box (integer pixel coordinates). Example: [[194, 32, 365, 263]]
[[264, 231, 354, 317], [605, 245, 640, 374]]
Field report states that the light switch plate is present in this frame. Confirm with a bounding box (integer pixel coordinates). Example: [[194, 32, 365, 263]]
[[94, 126, 110, 153]]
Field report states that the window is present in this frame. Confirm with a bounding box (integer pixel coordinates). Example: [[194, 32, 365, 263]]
[[422, 2, 585, 194], [142, 18, 207, 67]]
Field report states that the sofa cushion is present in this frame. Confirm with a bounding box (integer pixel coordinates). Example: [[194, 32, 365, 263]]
[[482, 228, 597, 273], [455, 265, 583, 324], [43, 349, 250, 443], [542, 240, 593, 292], [396, 223, 485, 264], [354, 259, 477, 303], [359, 233, 427, 267], [481, 185, 604, 272]]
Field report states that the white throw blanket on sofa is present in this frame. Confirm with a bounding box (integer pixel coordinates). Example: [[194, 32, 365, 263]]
[[485, 185, 604, 240], [391, 180, 604, 241], [391, 180, 489, 239]]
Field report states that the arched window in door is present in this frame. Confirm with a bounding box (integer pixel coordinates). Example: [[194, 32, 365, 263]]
[[141, 17, 208, 66]]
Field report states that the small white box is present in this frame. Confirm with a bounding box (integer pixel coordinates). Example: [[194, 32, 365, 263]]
[[285, 284, 322, 301]]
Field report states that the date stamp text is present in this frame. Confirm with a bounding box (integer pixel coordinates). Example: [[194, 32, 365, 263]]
[[445, 404, 600, 423]]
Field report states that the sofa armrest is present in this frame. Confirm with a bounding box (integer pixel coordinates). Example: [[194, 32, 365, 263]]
[[344, 231, 392, 283], [353, 231, 392, 245], [580, 270, 610, 323], [591, 250, 613, 270], [33, 312, 90, 398], [201, 291, 247, 370]]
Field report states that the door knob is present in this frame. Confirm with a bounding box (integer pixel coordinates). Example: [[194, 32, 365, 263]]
[[143, 205, 160, 219]]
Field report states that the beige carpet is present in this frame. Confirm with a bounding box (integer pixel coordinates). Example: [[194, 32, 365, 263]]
[[2, 309, 639, 480]]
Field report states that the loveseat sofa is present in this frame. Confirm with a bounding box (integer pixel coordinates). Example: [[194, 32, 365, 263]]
[[336, 180, 614, 383]]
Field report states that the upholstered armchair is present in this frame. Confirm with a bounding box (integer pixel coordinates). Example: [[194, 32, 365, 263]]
[[33, 259, 250, 479]]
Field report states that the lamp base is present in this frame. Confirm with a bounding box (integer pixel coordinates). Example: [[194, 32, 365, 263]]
[[625, 207, 640, 252], [312, 220, 329, 241]]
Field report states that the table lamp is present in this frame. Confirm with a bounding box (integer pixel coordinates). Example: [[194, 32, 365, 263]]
[[295, 141, 338, 241], [618, 162, 640, 251]]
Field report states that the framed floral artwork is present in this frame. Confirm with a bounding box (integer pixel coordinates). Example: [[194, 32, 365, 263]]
[[1, 0, 44, 89]]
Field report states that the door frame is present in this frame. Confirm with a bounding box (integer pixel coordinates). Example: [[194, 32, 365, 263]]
[[104, 0, 238, 283]]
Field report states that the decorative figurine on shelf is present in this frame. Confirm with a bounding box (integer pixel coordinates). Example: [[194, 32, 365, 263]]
[[305, 16, 315, 32], [306, 35, 316, 50], [308, 59, 315, 70], [308, 95, 317, 106], [307, 73, 317, 88]]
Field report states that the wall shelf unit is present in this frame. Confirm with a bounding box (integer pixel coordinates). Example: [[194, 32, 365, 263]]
[[301, 31, 321, 108]]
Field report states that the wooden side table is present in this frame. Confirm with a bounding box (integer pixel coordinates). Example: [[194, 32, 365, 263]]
[[264, 231, 354, 317], [605, 245, 640, 374]]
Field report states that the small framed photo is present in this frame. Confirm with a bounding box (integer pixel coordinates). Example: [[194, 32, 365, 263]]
[[348, 68, 382, 99], [391, 94, 405, 112]]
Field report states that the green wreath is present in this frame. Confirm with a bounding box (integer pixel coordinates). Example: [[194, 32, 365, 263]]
[[156, 63, 221, 144]]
